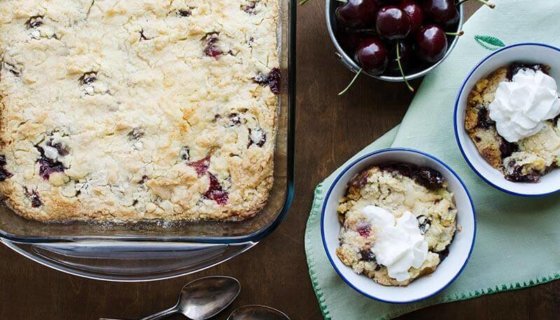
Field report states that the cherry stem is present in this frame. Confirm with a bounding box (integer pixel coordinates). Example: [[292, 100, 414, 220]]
[[446, 30, 464, 37], [396, 43, 414, 93], [456, 0, 496, 9], [339, 69, 362, 96]]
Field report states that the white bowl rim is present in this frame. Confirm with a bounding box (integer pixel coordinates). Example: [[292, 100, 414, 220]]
[[320, 147, 477, 304], [453, 42, 560, 197]]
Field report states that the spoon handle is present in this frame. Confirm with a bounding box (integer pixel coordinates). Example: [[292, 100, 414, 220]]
[[140, 306, 177, 320]]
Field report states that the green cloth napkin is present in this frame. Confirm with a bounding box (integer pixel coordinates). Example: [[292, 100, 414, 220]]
[[304, 0, 560, 319]]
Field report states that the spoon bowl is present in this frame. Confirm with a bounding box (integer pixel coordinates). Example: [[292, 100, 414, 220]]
[[179, 276, 241, 319], [101, 276, 240, 320], [227, 305, 290, 320]]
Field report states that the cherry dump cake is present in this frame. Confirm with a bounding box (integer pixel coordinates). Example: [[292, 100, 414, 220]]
[[336, 164, 457, 286], [465, 63, 560, 182], [0, 0, 280, 222]]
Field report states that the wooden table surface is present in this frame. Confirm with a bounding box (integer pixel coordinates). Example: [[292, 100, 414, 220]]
[[1, 2, 559, 320]]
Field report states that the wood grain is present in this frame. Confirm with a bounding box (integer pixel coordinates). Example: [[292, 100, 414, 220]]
[[0, 2, 559, 320]]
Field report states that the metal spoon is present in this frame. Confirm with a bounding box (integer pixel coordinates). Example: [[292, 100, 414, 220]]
[[100, 276, 240, 320], [227, 305, 290, 320]]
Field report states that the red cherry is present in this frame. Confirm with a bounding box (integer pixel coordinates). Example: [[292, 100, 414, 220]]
[[415, 24, 448, 63], [337, 29, 363, 52], [357, 224, 371, 237], [354, 37, 388, 75], [423, 0, 459, 27], [335, 0, 380, 28], [375, 6, 412, 40], [400, 0, 424, 32], [188, 156, 211, 176], [387, 41, 413, 74], [205, 173, 228, 205]]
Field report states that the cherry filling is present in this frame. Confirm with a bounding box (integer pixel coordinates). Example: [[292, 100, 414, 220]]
[[127, 128, 145, 141], [349, 170, 369, 189], [36, 146, 65, 180], [184, 152, 229, 205], [79, 72, 97, 85], [185, 152, 228, 205], [507, 63, 549, 80], [24, 187, 42, 208], [360, 249, 376, 262], [26, 16, 44, 29], [499, 138, 518, 159], [356, 223, 371, 237], [413, 167, 445, 190], [203, 33, 223, 58], [241, 1, 258, 14], [188, 156, 211, 176], [253, 68, 281, 94], [178, 9, 192, 17], [0, 155, 12, 181], [46, 140, 69, 156], [505, 160, 541, 183], [229, 113, 242, 126], [438, 247, 450, 262], [382, 163, 446, 190], [476, 107, 495, 129], [248, 128, 266, 147], [204, 173, 228, 205]]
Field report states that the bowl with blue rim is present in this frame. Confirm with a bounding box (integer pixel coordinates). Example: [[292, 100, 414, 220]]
[[455, 43, 560, 196], [321, 148, 476, 303]]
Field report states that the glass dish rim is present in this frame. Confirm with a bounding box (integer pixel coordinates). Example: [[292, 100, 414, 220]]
[[0, 0, 296, 246]]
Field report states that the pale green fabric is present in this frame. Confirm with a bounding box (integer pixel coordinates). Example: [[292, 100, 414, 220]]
[[304, 1, 560, 319]]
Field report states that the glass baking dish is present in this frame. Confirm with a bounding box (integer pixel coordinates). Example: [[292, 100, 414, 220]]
[[0, 0, 295, 282]]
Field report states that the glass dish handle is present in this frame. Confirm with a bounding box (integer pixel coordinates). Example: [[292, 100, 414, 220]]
[[1, 239, 256, 281]]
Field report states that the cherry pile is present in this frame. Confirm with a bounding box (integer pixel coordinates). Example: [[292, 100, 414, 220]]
[[334, 0, 494, 92]]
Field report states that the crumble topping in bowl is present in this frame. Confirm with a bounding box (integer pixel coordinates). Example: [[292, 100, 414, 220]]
[[336, 164, 457, 286], [465, 63, 560, 182]]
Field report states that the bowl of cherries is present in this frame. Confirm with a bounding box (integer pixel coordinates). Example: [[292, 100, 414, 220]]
[[327, 0, 492, 92]]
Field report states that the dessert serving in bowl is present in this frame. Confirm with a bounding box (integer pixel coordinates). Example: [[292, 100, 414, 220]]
[[455, 43, 560, 196], [321, 149, 475, 303], [0, 0, 295, 281]]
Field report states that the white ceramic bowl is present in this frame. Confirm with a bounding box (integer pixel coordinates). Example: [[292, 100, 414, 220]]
[[454, 43, 560, 196], [321, 148, 476, 304]]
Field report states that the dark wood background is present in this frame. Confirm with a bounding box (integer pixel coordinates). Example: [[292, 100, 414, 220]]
[[1, 2, 559, 319]]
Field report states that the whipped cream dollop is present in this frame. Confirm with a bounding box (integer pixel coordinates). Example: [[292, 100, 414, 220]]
[[488, 69, 560, 143], [362, 206, 428, 282]]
